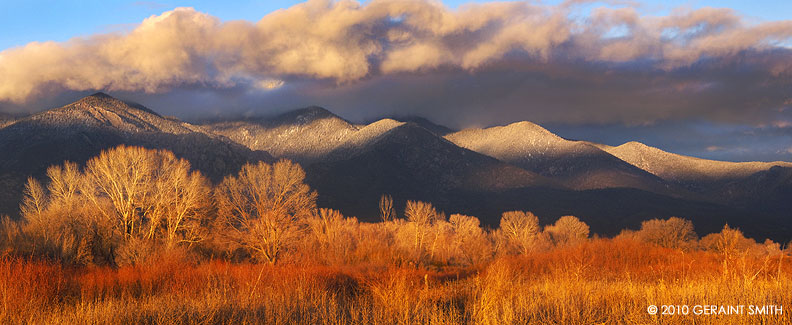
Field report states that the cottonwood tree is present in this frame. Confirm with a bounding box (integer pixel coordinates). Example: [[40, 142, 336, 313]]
[[449, 214, 492, 265], [82, 145, 157, 239], [402, 200, 438, 263], [19, 146, 214, 265], [20, 177, 47, 233], [308, 208, 358, 264], [637, 217, 697, 250], [216, 160, 316, 264], [21, 165, 105, 264], [498, 211, 540, 255], [379, 194, 395, 222], [148, 157, 212, 248], [82, 146, 211, 245], [45, 162, 82, 214], [700, 224, 758, 257], [545, 215, 589, 246]]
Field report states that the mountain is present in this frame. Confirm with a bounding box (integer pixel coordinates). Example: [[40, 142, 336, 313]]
[[596, 141, 792, 215], [0, 112, 14, 128], [308, 121, 776, 239], [600, 141, 792, 185], [0, 93, 271, 216], [4, 96, 790, 241], [205, 106, 358, 164], [307, 122, 559, 219], [444, 121, 677, 194], [387, 116, 455, 136], [204, 110, 789, 240]]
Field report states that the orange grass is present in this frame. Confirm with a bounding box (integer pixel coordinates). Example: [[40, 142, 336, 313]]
[[1, 237, 790, 324]]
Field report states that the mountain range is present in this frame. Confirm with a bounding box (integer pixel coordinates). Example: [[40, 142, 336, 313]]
[[2, 93, 790, 241]]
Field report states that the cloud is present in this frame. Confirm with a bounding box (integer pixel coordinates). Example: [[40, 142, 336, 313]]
[[1, 0, 791, 137], [1, 1, 790, 100]]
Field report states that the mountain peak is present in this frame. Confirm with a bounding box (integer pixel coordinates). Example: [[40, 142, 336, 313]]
[[89, 91, 113, 99], [269, 106, 346, 127], [388, 116, 455, 136], [75, 92, 118, 104], [292, 106, 335, 119], [620, 141, 650, 149], [503, 121, 558, 137], [69, 92, 161, 118]]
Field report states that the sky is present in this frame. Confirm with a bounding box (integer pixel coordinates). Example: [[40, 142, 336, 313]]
[[1, 0, 791, 162]]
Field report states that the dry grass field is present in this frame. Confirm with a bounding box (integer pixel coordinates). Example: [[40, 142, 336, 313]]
[[1, 236, 789, 324]]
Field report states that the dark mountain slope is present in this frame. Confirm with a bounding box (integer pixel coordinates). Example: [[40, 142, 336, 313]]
[[307, 122, 559, 219], [0, 93, 271, 217]]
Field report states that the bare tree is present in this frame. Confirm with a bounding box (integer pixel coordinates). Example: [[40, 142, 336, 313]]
[[308, 208, 358, 264], [449, 214, 492, 265], [700, 224, 758, 257], [402, 200, 438, 263], [498, 211, 540, 255], [148, 155, 212, 248], [545, 215, 589, 246], [379, 194, 395, 222], [0, 215, 22, 256], [72, 146, 214, 264], [404, 200, 437, 226], [216, 160, 317, 264], [20, 177, 47, 230], [45, 161, 82, 213], [82, 145, 155, 238], [637, 217, 697, 250]]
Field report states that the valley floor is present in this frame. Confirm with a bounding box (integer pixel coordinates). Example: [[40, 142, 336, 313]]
[[2, 237, 790, 324]]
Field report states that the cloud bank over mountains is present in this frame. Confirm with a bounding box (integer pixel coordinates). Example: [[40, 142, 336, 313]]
[[0, 0, 791, 159]]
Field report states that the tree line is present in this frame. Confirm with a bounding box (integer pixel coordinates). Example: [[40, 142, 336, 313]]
[[0, 145, 783, 267]]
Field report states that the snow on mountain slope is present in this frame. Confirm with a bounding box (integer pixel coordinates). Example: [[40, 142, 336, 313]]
[[309, 122, 560, 220], [444, 121, 674, 193], [600, 141, 792, 184], [206, 107, 358, 163]]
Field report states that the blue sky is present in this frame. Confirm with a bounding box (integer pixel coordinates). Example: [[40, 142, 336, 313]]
[[1, 0, 791, 50]]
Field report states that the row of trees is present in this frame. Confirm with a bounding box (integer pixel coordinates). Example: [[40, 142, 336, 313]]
[[0, 145, 784, 267]]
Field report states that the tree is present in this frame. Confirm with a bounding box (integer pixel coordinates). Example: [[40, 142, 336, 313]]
[[545, 215, 589, 246], [148, 158, 212, 249], [82, 145, 156, 239], [636, 217, 697, 249], [308, 208, 358, 264], [81, 145, 212, 247], [449, 214, 492, 265], [405, 200, 437, 226], [498, 211, 540, 255], [402, 200, 438, 262], [379, 194, 395, 222], [45, 161, 82, 214], [20, 177, 47, 232], [216, 160, 316, 264], [699, 224, 758, 257]]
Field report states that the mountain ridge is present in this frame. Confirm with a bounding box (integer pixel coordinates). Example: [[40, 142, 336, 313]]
[[3, 93, 791, 241], [444, 121, 682, 196], [601, 141, 792, 183]]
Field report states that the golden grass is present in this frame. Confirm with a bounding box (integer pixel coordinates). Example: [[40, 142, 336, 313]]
[[1, 237, 789, 324]]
